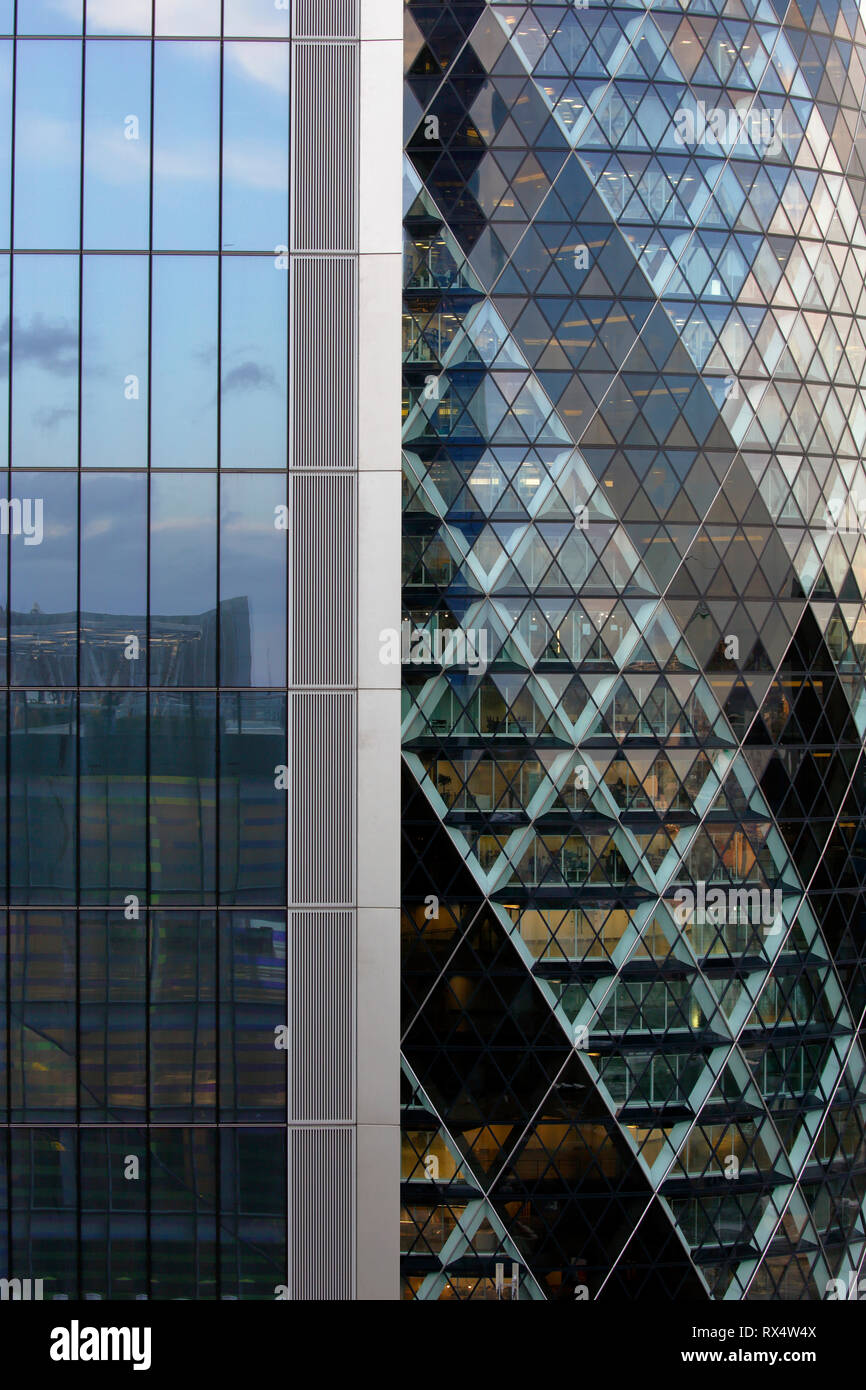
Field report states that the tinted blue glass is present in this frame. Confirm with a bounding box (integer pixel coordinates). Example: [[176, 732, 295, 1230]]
[[150, 911, 216, 1120], [80, 922, 146, 1124], [222, 42, 289, 251], [86, 0, 152, 34], [155, 0, 221, 35], [0, 43, 12, 246], [220, 257, 288, 469], [149, 694, 217, 903], [150, 472, 217, 685], [11, 254, 78, 469], [17, 0, 82, 33], [80, 472, 147, 686], [225, 0, 290, 37], [220, 472, 287, 686], [0, 255, 10, 468], [14, 41, 81, 248], [10, 470, 77, 683], [153, 41, 219, 250], [151, 256, 217, 468], [9, 699, 77, 905], [219, 693, 287, 905], [82, 255, 149, 468], [83, 41, 151, 249], [79, 692, 147, 903]]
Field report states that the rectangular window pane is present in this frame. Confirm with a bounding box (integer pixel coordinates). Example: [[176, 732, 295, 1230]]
[[82, 255, 149, 468], [150, 472, 217, 685], [220, 257, 288, 468], [219, 692, 287, 905], [149, 693, 217, 903], [80, 918, 146, 1124], [80, 1129, 148, 1299], [219, 915, 286, 1121], [80, 472, 147, 686], [14, 41, 81, 248], [149, 911, 216, 1120], [153, 41, 219, 250], [83, 41, 151, 249], [151, 256, 217, 467], [222, 44, 289, 252], [10, 470, 77, 683], [79, 692, 147, 903], [220, 472, 287, 686], [12, 255, 79, 468], [9, 696, 77, 904]]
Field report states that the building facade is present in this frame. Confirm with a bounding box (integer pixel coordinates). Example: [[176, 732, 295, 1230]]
[[401, 0, 866, 1299], [0, 0, 401, 1302]]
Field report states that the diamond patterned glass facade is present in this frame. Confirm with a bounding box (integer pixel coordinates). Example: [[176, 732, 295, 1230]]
[[401, 0, 866, 1300]]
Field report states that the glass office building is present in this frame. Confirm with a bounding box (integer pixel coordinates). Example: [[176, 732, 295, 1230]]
[[402, 0, 866, 1298], [0, 0, 402, 1302]]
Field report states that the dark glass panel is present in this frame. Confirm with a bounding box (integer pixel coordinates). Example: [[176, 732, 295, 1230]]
[[79, 693, 147, 903], [80, 1127, 148, 1299], [149, 1127, 217, 1300], [219, 692, 286, 905], [149, 692, 217, 903], [10, 1129, 78, 1298], [80, 910, 146, 1122], [219, 1128, 287, 1299], [219, 911, 286, 1120], [9, 693, 77, 903], [9, 912, 76, 1120]]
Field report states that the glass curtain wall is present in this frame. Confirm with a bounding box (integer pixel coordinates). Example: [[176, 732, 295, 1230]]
[[0, 0, 290, 1300]]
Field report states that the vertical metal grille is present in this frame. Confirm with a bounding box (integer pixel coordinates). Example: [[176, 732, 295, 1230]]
[[293, 0, 358, 38], [291, 911, 355, 1122], [290, 1128, 355, 1300], [291, 257, 357, 468], [291, 473, 356, 686], [292, 44, 356, 250], [290, 693, 355, 906]]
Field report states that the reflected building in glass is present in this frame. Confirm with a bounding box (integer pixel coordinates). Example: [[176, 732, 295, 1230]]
[[0, 0, 402, 1302], [402, 0, 866, 1299]]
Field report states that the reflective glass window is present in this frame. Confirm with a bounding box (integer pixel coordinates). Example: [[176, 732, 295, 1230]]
[[11, 254, 79, 469], [83, 41, 151, 249], [220, 471, 287, 686], [150, 471, 217, 685], [80, 472, 147, 686], [220, 257, 288, 468], [14, 41, 81, 248], [153, 41, 219, 250], [82, 255, 149, 468]]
